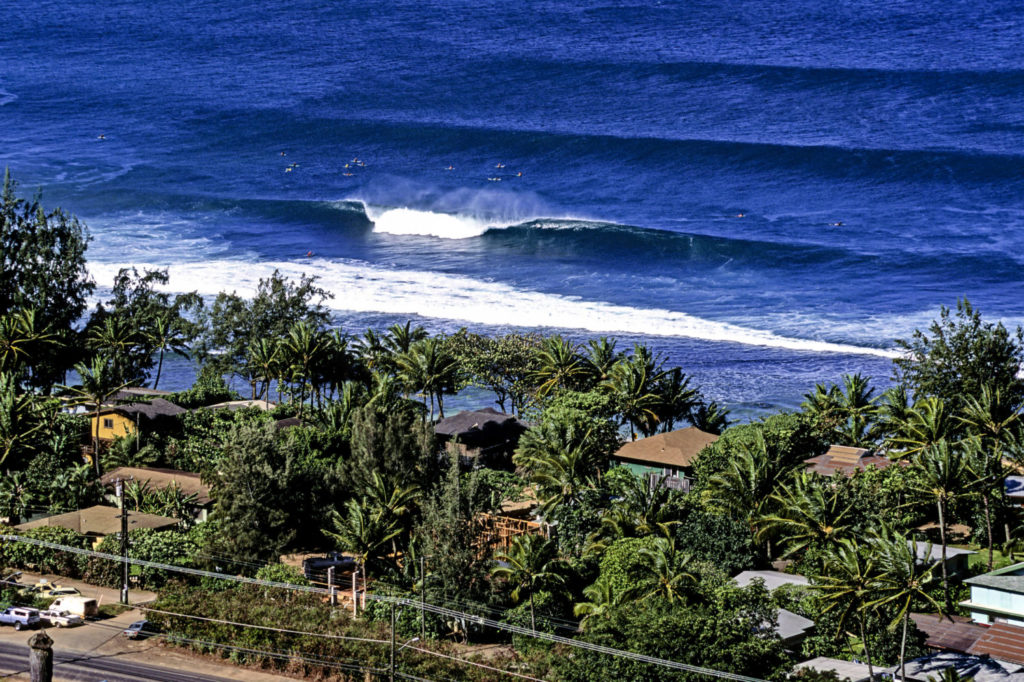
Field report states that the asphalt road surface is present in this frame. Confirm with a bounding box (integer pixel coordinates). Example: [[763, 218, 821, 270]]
[[0, 640, 236, 682]]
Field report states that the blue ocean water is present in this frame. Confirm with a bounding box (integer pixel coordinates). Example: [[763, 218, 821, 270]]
[[4, 0, 1024, 417]]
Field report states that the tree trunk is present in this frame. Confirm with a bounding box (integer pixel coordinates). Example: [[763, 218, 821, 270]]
[[899, 611, 909, 682], [153, 350, 164, 389], [859, 618, 875, 681], [984, 491, 994, 571], [938, 498, 951, 613], [93, 401, 101, 476]]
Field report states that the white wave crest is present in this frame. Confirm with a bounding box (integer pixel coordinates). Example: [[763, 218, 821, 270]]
[[0, 89, 17, 107], [367, 207, 497, 239], [87, 259, 897, 358]]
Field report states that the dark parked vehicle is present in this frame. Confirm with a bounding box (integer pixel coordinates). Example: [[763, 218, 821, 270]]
[[302, 552, 355, 582]]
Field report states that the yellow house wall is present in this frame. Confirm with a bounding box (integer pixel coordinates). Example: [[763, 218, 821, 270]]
[[91, 412, 136, 441]]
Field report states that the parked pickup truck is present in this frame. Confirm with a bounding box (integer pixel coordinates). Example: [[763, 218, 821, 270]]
[[0, 607, 40, 630], [39, 609, 83, 628]]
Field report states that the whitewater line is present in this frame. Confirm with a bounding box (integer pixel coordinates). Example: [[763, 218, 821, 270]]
[[88, 259, 898, 358]]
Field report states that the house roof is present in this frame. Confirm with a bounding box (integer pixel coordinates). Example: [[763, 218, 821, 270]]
[[793, 657, 873, 682], [915, 541, 975, 562], [776, 608, 815, 642], [111, 387, 174, 402], [613, 427, 719, 469], [100, 398, 186, 420], [804, 445, 895, 477], [889, 652, 1022, 681], [969, 623, 1024, 667], [734, 570, 810, 591], [274, 416, 303, 430], [15, 505, 180, 536], [434, 408, 522, 438], [965, 562, 1024, 593], [100, 467, 212, 505], [203, 399, 275, 412], [910, 613, 986, 653]]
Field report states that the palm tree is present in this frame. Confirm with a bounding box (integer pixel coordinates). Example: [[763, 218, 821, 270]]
[[587, 474, 680, 555], [490, 534, 566, 631], [602, 347, 664, 440], [867, 527, 941, 682], [636, 536, 697, 604], [383, 321, 428, 356], [584, 337, 623, 386], [690, 399, 730, 435], [88, 315, 139, 384], [247, 338, 281, 402], [816, 539, 884, 681], [911, 440, 976, 612], [327, 497, 405, 574], [514, 417, 602, 517], [0, 308, 55, 377], [959, 385, 1022, 569], [573, 577, 636, 630], [280, 321, 325, 416], [760, 470, 854, 565], [397, 337, 458, 420], [533, 336, 587, 399], [653, 368, 699, 433], [64, 356, 132, 475], [364, 472, 420, 557], [0, 372, 46, 467], [705, 429, 800, 560], [803, 374, 881, 447], [148, 311, 189, 389], [0, 471, 35, 525], [888, 397, 956, 459]]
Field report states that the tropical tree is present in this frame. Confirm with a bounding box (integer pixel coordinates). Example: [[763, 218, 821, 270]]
[[0, 308, 56, 381], [0, 471, 35, 525], [573, 576, 636, 630], [247, 338, 281, 401], [397, 337, 459, 420], [383, 321, 428, 356], [690, 399, 730, 435], [636, 536, 697, 604], [887, 397, 956, 459], [64, 356, 131, 474], [148, 311, 190, 390], [533, 336, 587, 399], [959, 385, 1022, 569], [815, 540, 884, 681], [588, 474, 680, 553], [760, 471, 854, 565], [0, 372, 47, 467], [910, 440, 976, 612], [803, 374, 881, 447], [868, 527, 941, 682], [514, 416, 605, 517], [490, 534, 566, 631], [327, 497, 404, 574], [87, 315, 140, 386], [602, 346, 665, 440], [653, 367, 699, 434]]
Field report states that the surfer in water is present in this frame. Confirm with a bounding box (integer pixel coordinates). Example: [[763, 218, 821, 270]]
[[446, 164, 455, 170], [306, 250, 314, 257]]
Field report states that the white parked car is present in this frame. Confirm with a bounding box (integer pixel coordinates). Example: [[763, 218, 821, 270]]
[[38, 609, 83, 628]]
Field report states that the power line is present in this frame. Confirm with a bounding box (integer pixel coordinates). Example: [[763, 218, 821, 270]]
[[0, 533, 766, 682]]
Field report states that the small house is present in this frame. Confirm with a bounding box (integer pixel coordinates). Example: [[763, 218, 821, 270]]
[[15, 505, 180, 544], [732, 570, 814, 647], [433, 408, 527, 468], [963, 562, 1024, 626], [100, 467, 213, 523], [793, 657, 873, 682], [90, 398, 186, 442], [612, 427, 719, 491]]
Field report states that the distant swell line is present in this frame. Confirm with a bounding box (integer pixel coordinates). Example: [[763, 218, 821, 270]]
[[87, 259, 898, 358]]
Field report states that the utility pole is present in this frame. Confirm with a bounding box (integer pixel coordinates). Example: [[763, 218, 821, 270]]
[[116, 479, 129, 605], [352, 562, 359, 618], [389, 602, 396, 682]]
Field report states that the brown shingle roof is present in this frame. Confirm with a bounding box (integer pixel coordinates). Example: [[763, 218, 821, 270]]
[[969, 623, 1024, 666], [15, 505, 180, 536], [804, 444, 896, 477], [613, 427, 719, 469], [911, 613, 986, 653], [100, 467, 211, 506], [100, 398, 186, 420]]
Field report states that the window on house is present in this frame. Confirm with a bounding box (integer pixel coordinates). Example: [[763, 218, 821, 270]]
[[103, 418, 114, 429]]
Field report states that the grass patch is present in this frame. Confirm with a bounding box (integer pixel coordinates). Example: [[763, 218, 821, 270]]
[[98, 603, 131, 619]]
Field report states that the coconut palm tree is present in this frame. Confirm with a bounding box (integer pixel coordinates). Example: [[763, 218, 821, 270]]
[[64, 356, 131, 475], [327, 497, 405, 574], [383, 321, 428, 356], [910, 440, 976, 612], [247, 338, 281, 401], [654, 368, 699, 434], [888, 397, 956, 460], [397, 337, 459, 420], [280, 321, 325, 416], [0, 308, 55, 377], [690, 399, 730, 435], [88, 315, 139, 385], [816, 539, 884, 681], [148, 311, 190, 390], [0, 372, 46, 468], [760, 470, 854, 566], [867, 527, 941, 682], [491, 534, 566, 631], [573, 576, 636, 630], [0, 471, 35, 525], [514, 417, 602, 517], [587, 474, 680, 555], [959, 385, 1022, 569], [706, 429, 800, 560], [636, 536, 697, 604], [584, 337, 623, 386], [602, 347, 665, 440], [533, 336, 587, 399]]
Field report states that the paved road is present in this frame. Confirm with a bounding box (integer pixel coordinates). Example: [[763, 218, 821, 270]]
[[0, 640, 237, 682]]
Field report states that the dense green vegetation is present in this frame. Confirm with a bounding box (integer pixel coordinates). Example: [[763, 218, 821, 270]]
[[3, 172, 1024, 680]]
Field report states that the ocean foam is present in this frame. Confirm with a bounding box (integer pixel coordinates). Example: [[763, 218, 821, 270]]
[[87, 259, 898, 358], [367, 207, 495, 239]]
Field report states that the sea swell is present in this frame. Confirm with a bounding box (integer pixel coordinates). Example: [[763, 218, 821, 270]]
[[86, 258, 897, 358]]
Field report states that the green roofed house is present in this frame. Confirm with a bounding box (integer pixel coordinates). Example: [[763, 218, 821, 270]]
[[611, 427, 719, 492]]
